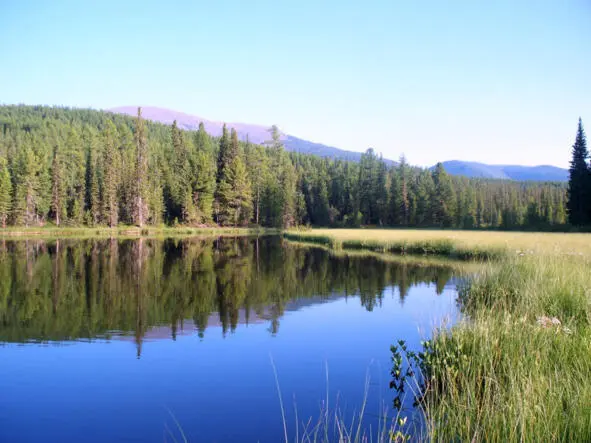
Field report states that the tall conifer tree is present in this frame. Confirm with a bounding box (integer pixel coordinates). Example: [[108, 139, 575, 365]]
[[102, 121, 120, 228], [567, 118, 589, 226], [134, 107, 149, 227], [51, 144, 66, 226], [0, 157, 12, 228]]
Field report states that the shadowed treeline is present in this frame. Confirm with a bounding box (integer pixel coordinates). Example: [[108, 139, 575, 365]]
[[0, 236, 454, 349]]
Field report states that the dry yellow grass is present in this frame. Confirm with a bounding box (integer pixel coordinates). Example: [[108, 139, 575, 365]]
[[291, 228, 591, 257]]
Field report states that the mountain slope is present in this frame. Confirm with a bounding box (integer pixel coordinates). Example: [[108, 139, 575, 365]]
[[109, 106, 367, 161], [109, 106, 567, 182], [440, 160, 568, 182]]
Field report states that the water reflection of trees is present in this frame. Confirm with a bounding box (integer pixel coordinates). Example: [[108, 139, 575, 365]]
[[0, 237, 454, 347]]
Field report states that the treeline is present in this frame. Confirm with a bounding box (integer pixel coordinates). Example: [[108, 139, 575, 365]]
[[0, 237, 453, 346], [0, 105, 568, 230]]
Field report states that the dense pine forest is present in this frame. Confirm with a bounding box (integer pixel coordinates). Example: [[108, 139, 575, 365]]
[[0, 105, 578, 230]]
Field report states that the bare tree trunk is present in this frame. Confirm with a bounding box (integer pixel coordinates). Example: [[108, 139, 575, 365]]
[[137, 196, 144, 228]]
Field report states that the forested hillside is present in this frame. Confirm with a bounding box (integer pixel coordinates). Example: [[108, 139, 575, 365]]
[[0, 105, 568, 230]]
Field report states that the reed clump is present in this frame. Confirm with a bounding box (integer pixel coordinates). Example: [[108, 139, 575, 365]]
[[396, 254, 591, 441]]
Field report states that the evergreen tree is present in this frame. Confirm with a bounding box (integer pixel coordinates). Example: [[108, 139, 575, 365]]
[[567, 118, 589, 226], [216, 124, 231, 184], [413, 169, 435, 226], [359, 148, 378, 224], [63, 127, 86, 224], [14, 141, 43, 227], [398, 155, 410, 225], [84, 128, 101, 225], [312, 173, 330, 225], [231, 154, 252, 226], [266, 125, 283, 150], [147, 154, 165, 225], [375, 157, 389, 225], [431, 163, 456, 227], [245, 143, 268, 225], [168, 120, 193, 222], [134, 107, 149, 227], [193, 122, 216, 223], [51, 144, 66, 226], [0, 157, 12, 228], [279, 153, 298, 227], [215, 128, 247, 225], [388, 167, 401, 225], [102, 121, 120, 227]]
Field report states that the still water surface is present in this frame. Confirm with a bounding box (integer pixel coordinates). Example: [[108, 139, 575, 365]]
[[0, 236, 459, 442]]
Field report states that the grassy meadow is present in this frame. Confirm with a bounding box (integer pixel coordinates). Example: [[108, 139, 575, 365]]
[[286, 228, 591, 441]]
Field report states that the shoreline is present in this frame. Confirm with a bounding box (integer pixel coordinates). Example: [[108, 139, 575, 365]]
[[0, 226, 279, 239]]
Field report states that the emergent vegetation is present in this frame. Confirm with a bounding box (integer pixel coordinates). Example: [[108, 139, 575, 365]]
[[287, 228, 591, 441]]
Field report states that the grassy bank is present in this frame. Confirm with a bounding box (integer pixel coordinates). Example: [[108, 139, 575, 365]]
[[285, 229, 591, 441], [416, 253, 591, 441], [0, 225, 278, 239], [284, 228, 591, 259]]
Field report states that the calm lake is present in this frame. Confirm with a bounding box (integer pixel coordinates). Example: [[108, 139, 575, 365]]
[[0, 236, 460, 442]]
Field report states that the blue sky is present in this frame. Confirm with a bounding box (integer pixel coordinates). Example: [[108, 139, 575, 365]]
[[1, 0, 589, 167]]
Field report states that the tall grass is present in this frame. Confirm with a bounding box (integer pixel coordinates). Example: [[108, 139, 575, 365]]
[[285, 229, 591, 441], [415, 254, 591, 441]]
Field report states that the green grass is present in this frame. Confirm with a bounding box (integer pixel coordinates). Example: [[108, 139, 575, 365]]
[[285, 239, 478, 272], [416, 254, 591, 442], [285, 229, 591, 441], [284, 231, 506, 261]]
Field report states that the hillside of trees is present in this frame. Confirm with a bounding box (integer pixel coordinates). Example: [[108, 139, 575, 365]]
[[0, 105, 572, 230]]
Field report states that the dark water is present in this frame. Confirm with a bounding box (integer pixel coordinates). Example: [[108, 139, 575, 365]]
[[0, 236, 459, 443]]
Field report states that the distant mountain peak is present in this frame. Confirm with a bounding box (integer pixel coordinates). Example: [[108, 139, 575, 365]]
[[109, 107, 567, 182], [108, 105, 377, 162], [438, 160, 568, 182]]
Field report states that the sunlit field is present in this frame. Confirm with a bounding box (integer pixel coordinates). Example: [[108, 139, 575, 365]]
[[286, 228, 591, 257], [285, 228, 591, 441]]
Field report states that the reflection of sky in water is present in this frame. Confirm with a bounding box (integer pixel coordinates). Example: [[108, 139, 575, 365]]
[[0, 282, 458, 443]]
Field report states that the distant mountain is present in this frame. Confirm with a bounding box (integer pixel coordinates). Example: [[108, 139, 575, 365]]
[[109, 106, 373, 162], [439, 161, 568, 182], [109, 107, 566, 182], [284, 135, 396, 164]]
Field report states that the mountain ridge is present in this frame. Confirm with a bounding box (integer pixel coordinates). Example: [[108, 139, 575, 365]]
[[439, 160, 568, 182], [108, 106, 567, 182]]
